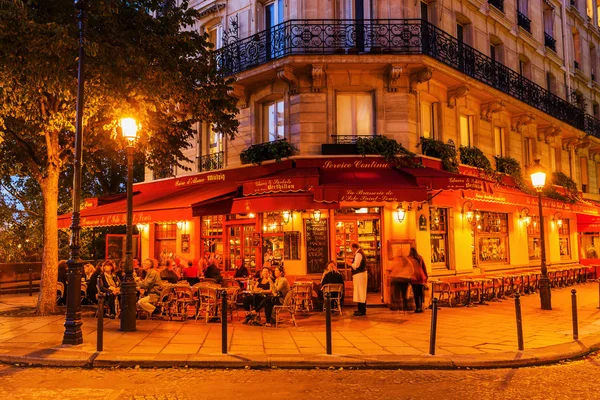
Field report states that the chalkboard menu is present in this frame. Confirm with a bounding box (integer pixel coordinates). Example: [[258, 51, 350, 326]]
[[305, 219, 329, 274]]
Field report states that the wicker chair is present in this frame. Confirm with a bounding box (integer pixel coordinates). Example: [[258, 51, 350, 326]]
[[321, 283, 343, 314], [172, 284, 195, 321], [195, 285, 219, 322], [273, 288, 297, 328]]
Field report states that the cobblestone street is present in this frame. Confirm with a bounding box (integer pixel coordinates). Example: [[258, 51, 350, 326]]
[[0, 351, 599, 400]]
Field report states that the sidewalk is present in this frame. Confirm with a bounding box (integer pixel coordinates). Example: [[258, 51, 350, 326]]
[[0, 283, 599, 369]]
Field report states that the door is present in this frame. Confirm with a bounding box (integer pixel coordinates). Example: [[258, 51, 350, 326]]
[[265, 0, 284, 60], [226, 224, 258, 271]]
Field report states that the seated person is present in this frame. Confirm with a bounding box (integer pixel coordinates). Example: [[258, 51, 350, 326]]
[[203, 257, 223, 284], [136, 259, 163, 315], [319, 260, 345, 310], [160, 260, 179, 284], [98, 261, 120, 318], [85, 263, 103, 305], [182, 260, 199, 286], [243, 267, 273, 319], [249, 265, 290, 327], [234, 262, 250, 279]]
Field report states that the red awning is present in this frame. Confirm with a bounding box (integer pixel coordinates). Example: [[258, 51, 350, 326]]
[[311, 169, 427, 203], [241, 167, 320, 195], [230, 193, 339, 214], [401, 167, 494, 193], [192, 192, 237, 217], [58, 181, 239, 228]]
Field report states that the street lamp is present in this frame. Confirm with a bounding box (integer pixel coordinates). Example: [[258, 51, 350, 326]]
[[530, 159, 552, 310], [63, 0, 86, 346], [119, 117, 139, 331]]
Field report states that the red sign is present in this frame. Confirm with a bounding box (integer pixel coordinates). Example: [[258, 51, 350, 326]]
[[243, 176, 318, 195]]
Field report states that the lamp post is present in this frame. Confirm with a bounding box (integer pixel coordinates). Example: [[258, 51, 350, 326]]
[[63, 0, 86, 345], [530, 159, 552, 310], [119, 117, 139, 331]]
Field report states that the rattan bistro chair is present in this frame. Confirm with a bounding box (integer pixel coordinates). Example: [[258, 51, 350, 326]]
[[321, 283, 343, 314], [172, 284, 195, 321], [273, 288, 297, 328], [195, 285, 219, 322]]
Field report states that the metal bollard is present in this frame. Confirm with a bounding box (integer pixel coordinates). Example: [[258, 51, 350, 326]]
[[429, 298, 439, 355], [325, 292, 332, 355], [28, 268, 33, 297], [572, 289, 579, 340], [97, 293, 104, 352], [221, 289, 227, 354], [515, 293, 524, 351]]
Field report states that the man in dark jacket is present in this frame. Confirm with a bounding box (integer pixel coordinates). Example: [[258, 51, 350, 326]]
[[203, 258, 223, 284]]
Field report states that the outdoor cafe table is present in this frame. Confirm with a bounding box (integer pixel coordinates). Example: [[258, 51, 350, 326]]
[[460, 279, 476, 307], [471, 278, 492, 305]]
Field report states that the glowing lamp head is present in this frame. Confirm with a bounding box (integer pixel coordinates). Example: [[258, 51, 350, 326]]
[[313, 209, 321, 222], [120, 118, 138, 144], [530, 159, 547, 192], [465, 210, 474, 224], [282, 210, 291, 224], [396, 207, 406, 223]]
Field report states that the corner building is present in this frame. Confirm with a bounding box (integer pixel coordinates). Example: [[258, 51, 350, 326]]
[[61, 0, 600, 304]]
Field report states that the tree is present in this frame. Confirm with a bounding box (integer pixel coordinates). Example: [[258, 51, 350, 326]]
[[0, 0, 239, 314]]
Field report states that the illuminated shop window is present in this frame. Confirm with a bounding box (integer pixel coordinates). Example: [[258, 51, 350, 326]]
[[429, 208, 448, 268], [474, 211, 509, 263], [558, 219, 571, 258]]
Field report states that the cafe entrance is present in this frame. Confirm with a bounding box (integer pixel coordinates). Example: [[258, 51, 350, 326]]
[[225, 223, 258, 271], [335, 208, 382, 293]]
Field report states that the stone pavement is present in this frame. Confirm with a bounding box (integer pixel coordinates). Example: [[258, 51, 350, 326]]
[[0, 283, 599, 369]]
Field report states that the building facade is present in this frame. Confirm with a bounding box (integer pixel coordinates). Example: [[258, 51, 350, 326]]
[[61, 0, 600, 304]]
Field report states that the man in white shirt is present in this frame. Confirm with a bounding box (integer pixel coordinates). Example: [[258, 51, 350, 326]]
[[346, 243, 368, 316]]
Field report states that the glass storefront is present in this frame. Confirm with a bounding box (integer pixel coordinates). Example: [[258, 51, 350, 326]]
[[473, 211, 509, 264], [429, 208, 448, 269]]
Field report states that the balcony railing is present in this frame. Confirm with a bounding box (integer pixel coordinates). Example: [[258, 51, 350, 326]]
[[517, 11, 531, 33], [488, 0, 504, 12], [197, 151, 224, 172], [331, 134, 380, 144], [216, 19, 600, 139], [544, 32, 556, 52]]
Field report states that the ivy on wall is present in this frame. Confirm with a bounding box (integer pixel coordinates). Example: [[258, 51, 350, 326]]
[[356, 135, 421, 167], [418, 137, 459, 172]]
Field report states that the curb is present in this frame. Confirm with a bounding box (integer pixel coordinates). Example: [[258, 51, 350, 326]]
[[1, 340, 599, 370]]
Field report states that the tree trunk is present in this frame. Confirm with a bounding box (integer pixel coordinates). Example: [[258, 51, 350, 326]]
[[36, 169, 59, 315]]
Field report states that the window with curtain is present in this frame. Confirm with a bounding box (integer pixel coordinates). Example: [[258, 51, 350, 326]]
[[459, 114, 473, 147], [263, 100, 284, 142], [208, 124, 223, 154], [559, 219, 571, 258], [527, 216, 541, 260], [518, 0, 529, 16], [421, 101, 438, 139], [573, 30, 582, 69], [429, 208, 449, 269], [336, 92, 374, 136], [581, 157, 589, 192], [494, 126, 505, 157], [544, 6, 554, 36], [523, 137, 534, 167], [591, 46, 598, 81], [208, 24, 223, 50]]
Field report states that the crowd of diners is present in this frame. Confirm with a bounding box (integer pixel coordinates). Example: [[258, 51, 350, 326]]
[[56, 253, 347, 326]]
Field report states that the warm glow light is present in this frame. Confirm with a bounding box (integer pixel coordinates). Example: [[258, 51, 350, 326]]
[[177, 221, 184, 231], [396, 207, 406, 223], [355, 208, 369, 214], [554, 212, 563, 227], [136, 223, 146, 232], [530, 159, 547, 192], [120, 117, 138, 144], [248, 213, 255, 218], [465, 210, 474, 224], [282, 210, 291, 224], [313, 209, 321, 222]]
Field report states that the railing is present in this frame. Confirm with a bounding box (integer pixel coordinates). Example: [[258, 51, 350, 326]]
[[517, 12, 531, 33], [488, 0, 504, 12], [197, 151, 224, 172], [331, 134, 380, 144], [216, 19, 599, 139], [544, 32, 556, 52]]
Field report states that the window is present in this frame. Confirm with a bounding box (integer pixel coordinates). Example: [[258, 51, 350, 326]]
[[490, 36, 504, 63], [544, 5, 554, 37], [519, 55, 532, 79], [457, 23, 464, 42], [527, 216, 541, 260], [208, 24, 223, 50], [547, 72, 556, 94], [573, 30, 582, 70], [594, 103, 599, 118], [587, 0, 593, 19], [568, 148, 574, 178], [263, 100, 284, 142], [421, 1, 429, 22], [421, 101, 438, 139], [474, 212, 509, 264], [208, 124, 223, 154], [518, 0, 529, 16], [494, 126, 505, 157], [581, 157, 589, 192], [559, 219, 571, 258], [591, 46, 597, 81], [336, 92, 374, 136], [459, 114, 473, 147], [523, 137, 534, 167], [580, 232, 600, 259], [155, 223, 177, 266], [490, 44, 496, 61], [549, 145, 556, 172], [429, 208, 449, 269], [201, 215, 224, 260]]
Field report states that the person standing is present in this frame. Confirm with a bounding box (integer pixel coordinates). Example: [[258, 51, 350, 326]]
[[408, 247, 428, 313], [346, 243, 368, 316]]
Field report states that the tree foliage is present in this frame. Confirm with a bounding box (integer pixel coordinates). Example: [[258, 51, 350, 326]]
[[0, 0, 239, 314]]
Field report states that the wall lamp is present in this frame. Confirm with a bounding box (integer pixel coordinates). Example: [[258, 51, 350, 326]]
[[520, 208, 531, 226], [312, 209, 321, 222], [396, 205, 406, 223], [553, 212, 563, 227], [461, 200, 474, 224], [282, 210, 291, 224]]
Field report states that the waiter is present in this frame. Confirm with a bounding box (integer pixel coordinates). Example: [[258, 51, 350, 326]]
[[346, 242, 368, 316]]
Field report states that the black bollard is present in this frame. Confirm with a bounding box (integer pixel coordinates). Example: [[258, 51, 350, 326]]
[[28, 268, 33, 297], [515, 293, 524, 351], [325, 292, 332, 355], [429, 298, 439, 355], [221, 289, 227, 354], [571, 289, 579, 340], [97, 293, 104, 352]]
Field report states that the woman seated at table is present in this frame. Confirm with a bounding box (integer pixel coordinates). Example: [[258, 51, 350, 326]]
[[242, 267, 273, 318], [234, 262, 250, 279], [248, 265, 290, 327], [98, 260, 120, 319]]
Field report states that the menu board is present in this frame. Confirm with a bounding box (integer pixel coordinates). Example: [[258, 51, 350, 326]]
[[305, 219, 329, 274], [284, 231, 300, 260]]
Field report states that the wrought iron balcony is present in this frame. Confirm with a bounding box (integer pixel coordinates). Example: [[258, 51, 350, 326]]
[[488, 0, 504, 12], [544, 33, 556, 52], [517, 11, 531, 33], [197, 151, 224, 172], [216, 19, 600, 138], [331, 134, 380, 144]]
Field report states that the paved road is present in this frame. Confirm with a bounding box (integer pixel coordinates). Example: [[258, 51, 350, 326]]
[[0, 352, 599, 400]]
